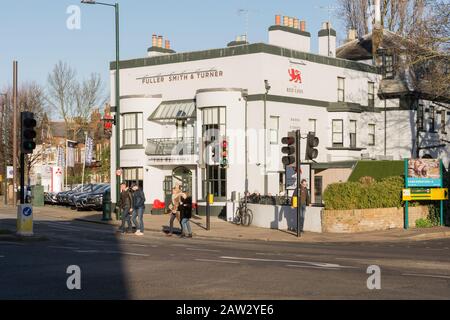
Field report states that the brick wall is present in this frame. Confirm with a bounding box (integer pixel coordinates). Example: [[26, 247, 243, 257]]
[[322, 206, 429, 233]]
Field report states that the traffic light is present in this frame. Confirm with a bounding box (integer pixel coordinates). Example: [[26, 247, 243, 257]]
[[21, 112, 37, 154], [281, 133, 296, 167], [305, 132, 319, 161], [220, 137, 228, 168]]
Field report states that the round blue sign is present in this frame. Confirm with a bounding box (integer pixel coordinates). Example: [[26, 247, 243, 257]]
[[23, 207, 32, 217]]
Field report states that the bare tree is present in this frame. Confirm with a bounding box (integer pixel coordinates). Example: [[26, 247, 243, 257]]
[[46, 61, 77, 137], [73, 73, 105, 139], [337, 0, 370, 37]]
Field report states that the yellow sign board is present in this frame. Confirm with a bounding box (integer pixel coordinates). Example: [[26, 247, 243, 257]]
[[402, 188, 448, 201]]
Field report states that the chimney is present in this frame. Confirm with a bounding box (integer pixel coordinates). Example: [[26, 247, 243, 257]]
[[347, 29, 357, 41], [227, 34, 249, 47], [300, 21, 306, 32], [147, 34, 176, 57], [268, 15, 311, 52], [275, 15, 281, 26], [288, 17, 294, 28], [157, 36, 163, 48], [374, 0, 381, 28], [318, 22, 336, 57]]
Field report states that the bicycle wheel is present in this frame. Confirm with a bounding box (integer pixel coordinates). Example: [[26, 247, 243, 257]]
[[233, 208, 242, 225], [242, 208, 253, 227]]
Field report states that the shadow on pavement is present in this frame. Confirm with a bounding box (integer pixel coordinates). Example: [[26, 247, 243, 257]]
[[0, 211, 130, 300]]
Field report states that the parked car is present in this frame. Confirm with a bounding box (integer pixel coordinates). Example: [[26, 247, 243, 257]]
[[57, 185, 83, 205], [44, 192, 59, 205], [68, 184, 107, 208], [76, 185, 111, 211]]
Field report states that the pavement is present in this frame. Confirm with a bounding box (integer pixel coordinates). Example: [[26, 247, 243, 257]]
[[6, 205, 449, 244], [1, 205, 450, 299]]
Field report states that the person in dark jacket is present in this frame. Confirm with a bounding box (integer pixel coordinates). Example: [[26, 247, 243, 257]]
[[117, 183, 134, 234], [293, 179, 311, 235], [131, 184, 146, 236], [179, 192, 193, 238]]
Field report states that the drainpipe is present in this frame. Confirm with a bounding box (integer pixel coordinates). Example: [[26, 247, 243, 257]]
[[264, 80, 271, 195], [243, 90, 249, 211]]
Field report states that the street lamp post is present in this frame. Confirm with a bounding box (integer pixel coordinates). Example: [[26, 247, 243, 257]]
[[81, 1, 120, 218]]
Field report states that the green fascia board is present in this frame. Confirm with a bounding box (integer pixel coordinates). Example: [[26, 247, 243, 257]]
[[348, 160, 405, 182], [110, 43, 379, 74], [227, 41, 249, 47], [268, 25, 311, 37], [147, 46, 176, 54], [318, 29, 337, 37], [311, 161, 357, 170]]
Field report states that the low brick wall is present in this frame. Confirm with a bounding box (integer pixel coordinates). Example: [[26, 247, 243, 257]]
[[322, 206, 429, 233]]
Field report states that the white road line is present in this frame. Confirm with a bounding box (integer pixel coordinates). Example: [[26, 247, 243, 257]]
[[130, 244, 148, 247], [187, 248, 220, 253], [48, 246, 80, 250], [0, 255, 4, 258], [286, 264, 342, 270], [195, 259, 239, 264], [220, 256, 357, 269], [75, 250, 100, 253], [402, 273, 450, 280]]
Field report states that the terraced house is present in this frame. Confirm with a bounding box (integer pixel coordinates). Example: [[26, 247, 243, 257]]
[[109, 14, 450, 215]]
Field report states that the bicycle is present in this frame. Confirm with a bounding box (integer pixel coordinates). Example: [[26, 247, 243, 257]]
[[233, 199, 253, 227]]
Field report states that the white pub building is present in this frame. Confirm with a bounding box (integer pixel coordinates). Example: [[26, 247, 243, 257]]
[[109, 15, 450, 215]]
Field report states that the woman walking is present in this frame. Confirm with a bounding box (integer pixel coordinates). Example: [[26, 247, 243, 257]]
[[167, 184, 182, 236]]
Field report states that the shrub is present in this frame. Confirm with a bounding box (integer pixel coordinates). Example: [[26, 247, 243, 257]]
[[323, 176, 404, 210], [415, 218, 434, 228]]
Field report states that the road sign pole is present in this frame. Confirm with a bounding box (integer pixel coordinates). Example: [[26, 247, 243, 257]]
[[440, 200, 444, 227]]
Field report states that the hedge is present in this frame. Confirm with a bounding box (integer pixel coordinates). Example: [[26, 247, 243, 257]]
[[323, 176, 404, 210]]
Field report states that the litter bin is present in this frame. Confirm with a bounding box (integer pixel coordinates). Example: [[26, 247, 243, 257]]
[[102, 188, 112, 221]]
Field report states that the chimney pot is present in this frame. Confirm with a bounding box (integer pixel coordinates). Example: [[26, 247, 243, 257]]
[[348, 29, 357, 41], [288, 17, 294, 28], [283, 16, 289, 27], [152, 34, 157, 47], [275, 15, 281, 26], [300, 20, 306, 32], [165, 40, 170, 49], [293, 18, 299, 29], [157, 36, 163, 48]]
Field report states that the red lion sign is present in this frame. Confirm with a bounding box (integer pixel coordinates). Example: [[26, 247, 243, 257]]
[[288, 68, 302, 83]]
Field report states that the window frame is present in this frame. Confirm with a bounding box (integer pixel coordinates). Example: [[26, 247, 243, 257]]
[[368, 124, 376, 146], [122, 112, 143, 147], [368, 81, 375, 108], [269, 116, 280, 145], [349, 120, 357, 149], [332, 119, 344, 148], [337, 77, 345, 102]]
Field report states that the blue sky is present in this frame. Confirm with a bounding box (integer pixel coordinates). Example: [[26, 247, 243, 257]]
[[0, 0, 340, 92]]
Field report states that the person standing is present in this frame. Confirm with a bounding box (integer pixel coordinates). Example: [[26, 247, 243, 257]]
[[167, 185, 182, 236], [117, 183, 133, 234], [179, 192, 193, 238], [131, 184, 146, 236], [298, 179, 311, 235]]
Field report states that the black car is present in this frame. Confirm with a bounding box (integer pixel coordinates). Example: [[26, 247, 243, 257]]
[[57, 185, 83, 205], [77, 185, 111, 211], [68, 184, 107, 208]]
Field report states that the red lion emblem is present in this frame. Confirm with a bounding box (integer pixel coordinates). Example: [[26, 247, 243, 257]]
[[288, 68, 302, 83]]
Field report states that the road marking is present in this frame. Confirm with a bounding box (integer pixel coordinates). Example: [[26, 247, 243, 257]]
[[130, 244, 147, 247], [402, 273, 450, 280], [108, 251, 150, 257], [187, 248, 220, 253], [0, 255, 4, 258], [48, 246, 80, 250], [219, 256, 356, 269], [286, 264, 342, 270], [75, 250, 100, 253], [195, 259, 239, 264]]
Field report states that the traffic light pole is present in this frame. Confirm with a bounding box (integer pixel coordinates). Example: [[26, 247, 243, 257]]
[[20, 153, 25, 204], [296, 130, 301, 238]]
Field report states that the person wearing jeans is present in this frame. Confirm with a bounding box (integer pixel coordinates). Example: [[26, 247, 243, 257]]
[[179, 192, 193, 238], [118, 183, 133, 234], [131, 184, 146, 236], [298, 179, 311, 235]]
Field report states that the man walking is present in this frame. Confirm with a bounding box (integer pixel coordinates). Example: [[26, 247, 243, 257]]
[[117, 183, 133, 234], [179, 192, 193, 238], [298, 179, 311, 235], [131, 184, 146, 236]]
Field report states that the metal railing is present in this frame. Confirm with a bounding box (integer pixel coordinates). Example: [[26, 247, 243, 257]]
[[146, 137, 195, 156]]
